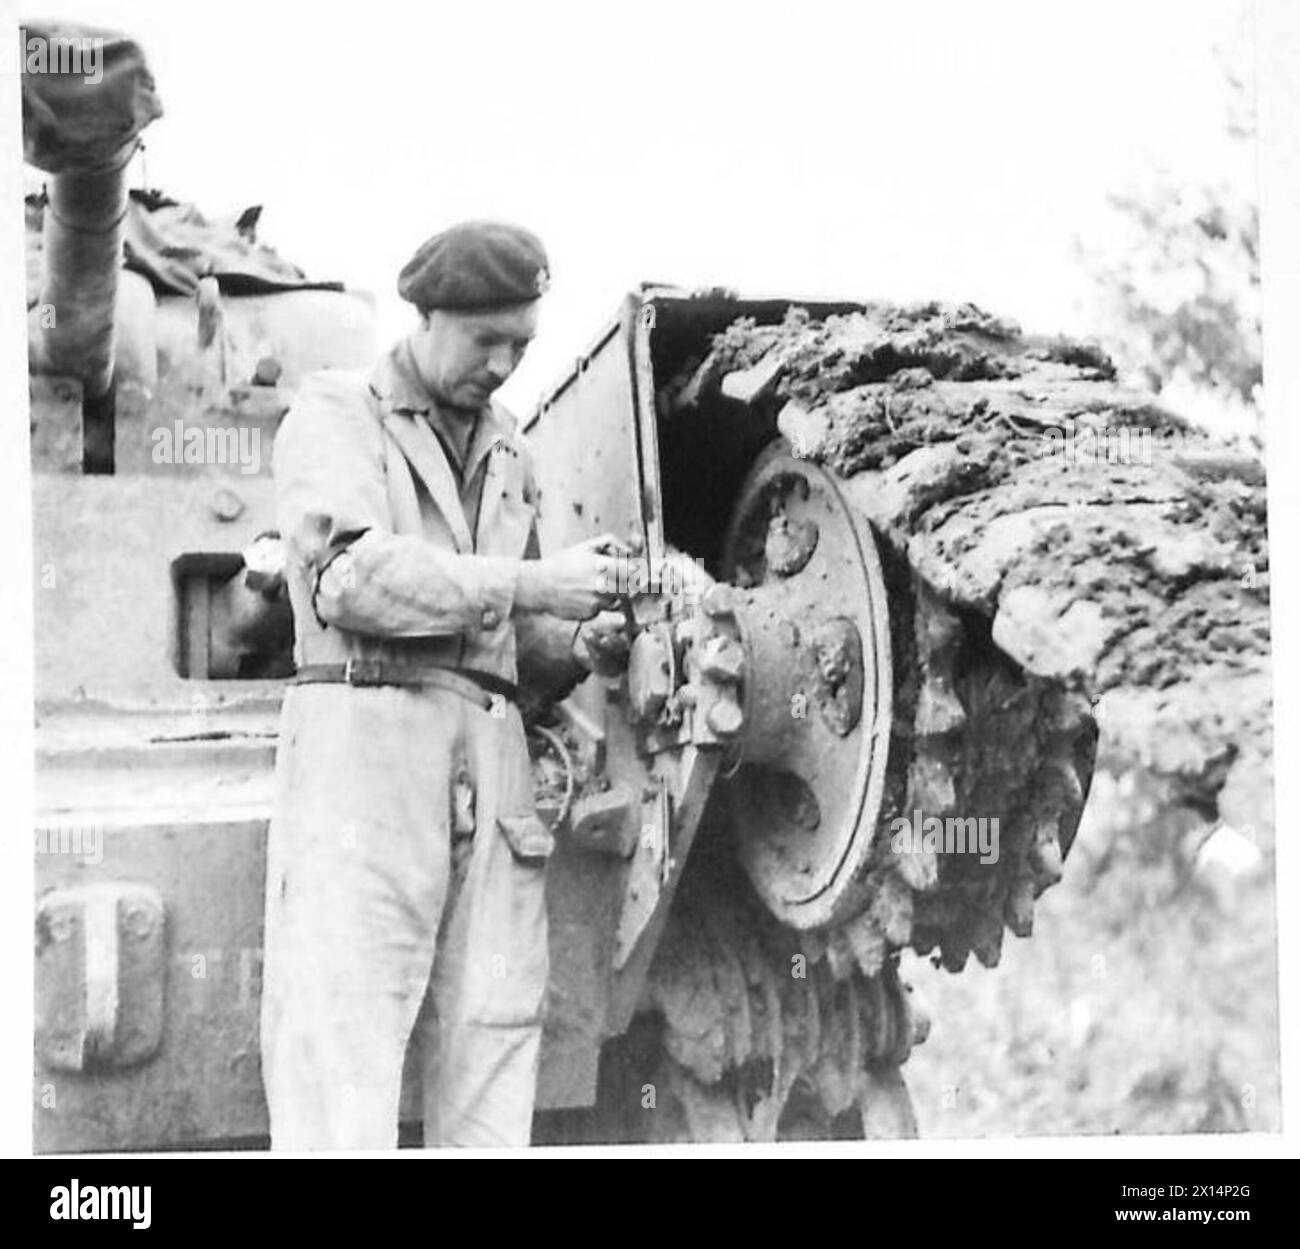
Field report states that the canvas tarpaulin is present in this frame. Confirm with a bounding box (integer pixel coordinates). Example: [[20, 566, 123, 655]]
[[26, 189, 345, 303]]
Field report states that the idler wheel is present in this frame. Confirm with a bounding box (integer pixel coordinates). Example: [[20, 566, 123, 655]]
[[720, 441, 893, 929]]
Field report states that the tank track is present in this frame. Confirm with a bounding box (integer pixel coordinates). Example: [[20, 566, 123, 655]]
[[587, 837, 922, 1143], [607, 568, 1094, 1142], [582, 298, 1265, 1140]]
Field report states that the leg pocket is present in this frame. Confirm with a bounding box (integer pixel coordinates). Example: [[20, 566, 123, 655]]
[[497, 814, 556, 866], [446, 811, 553, 1029]]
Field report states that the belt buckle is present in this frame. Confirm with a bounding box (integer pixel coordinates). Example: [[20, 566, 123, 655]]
[[486, 692, 508, 719], [344, 656, 385, 687]]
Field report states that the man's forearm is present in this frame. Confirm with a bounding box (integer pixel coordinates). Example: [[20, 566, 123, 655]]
[[511, 559, 546, 615], [313, 529, 519, 637]]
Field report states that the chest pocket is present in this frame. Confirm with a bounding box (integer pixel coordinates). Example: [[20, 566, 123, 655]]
[[477, 453, 538, 561]]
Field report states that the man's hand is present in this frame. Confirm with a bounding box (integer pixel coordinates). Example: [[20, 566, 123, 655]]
[[514, 534, 630, 621], [572, 610, 631, 676]]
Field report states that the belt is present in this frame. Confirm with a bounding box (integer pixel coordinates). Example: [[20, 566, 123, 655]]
[[292, 658, 518, 714]]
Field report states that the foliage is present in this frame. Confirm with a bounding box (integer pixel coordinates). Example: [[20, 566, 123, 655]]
[[1081, 30, 1261, 421], [904, 770, 1279, 1138]]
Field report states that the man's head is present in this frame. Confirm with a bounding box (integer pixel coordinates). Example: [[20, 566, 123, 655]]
[[408, 303, 539, 413], [397, 220, 549, 413]]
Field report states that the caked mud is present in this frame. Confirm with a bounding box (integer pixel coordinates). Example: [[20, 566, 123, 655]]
[[686, 301, 1269, 830], [610, 301, 1272, 1137]]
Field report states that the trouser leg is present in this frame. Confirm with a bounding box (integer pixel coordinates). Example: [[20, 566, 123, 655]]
[[262, 901, 429, 1150], [419, 708, 551, 1148], [260, 689, 454, 1150]]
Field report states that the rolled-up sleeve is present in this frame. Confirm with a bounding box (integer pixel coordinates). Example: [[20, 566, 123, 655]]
[[273, 373, 518, 639]]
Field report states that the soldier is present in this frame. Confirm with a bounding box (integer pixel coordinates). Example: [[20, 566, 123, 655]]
[[260, 221, 627, 1149]]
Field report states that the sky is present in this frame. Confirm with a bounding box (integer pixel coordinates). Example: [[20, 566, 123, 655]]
[[16, 0, 1256, 414]]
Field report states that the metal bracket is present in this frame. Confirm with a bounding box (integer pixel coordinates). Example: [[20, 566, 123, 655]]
[[36, 882, 165, 1072], [613, 777, 672, 968]]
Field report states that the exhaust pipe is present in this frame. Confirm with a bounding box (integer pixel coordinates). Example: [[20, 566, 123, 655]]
[[22, 23, 161, 470]]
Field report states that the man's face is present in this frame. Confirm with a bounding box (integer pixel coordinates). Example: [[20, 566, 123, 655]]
[[409, 302, 540, 413]]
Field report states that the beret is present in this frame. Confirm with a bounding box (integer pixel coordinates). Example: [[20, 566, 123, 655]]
[[397, 220, 550, 311]]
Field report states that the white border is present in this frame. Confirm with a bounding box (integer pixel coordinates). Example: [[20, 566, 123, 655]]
[[0, 0, 1295, 1161]]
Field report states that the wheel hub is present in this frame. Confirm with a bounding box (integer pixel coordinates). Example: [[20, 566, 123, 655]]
[[718, 442, 894, 930]]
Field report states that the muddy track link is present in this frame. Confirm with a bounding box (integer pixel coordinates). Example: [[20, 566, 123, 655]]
[[615, 299, 1268, 1139]]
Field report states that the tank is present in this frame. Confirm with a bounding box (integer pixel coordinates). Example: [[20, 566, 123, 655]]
[[47, 21, 1280, 1150]]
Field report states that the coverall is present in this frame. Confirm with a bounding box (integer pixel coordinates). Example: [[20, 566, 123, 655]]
[[260, 339, 576, 1148]]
